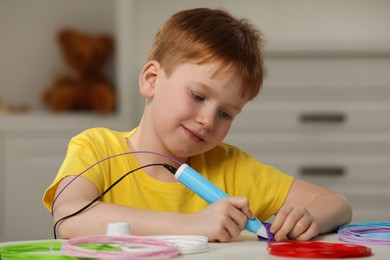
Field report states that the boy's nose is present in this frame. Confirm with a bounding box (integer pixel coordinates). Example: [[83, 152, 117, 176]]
[[196, 107, 216, 131]]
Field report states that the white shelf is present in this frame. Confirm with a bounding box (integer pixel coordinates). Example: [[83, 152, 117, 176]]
[[0, 112, 131, 134]]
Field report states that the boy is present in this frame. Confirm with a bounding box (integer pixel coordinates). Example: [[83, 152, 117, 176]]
[[43, 8, 352, 242]]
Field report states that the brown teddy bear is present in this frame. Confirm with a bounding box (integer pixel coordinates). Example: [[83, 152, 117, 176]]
[[43, 28, 116, 114]]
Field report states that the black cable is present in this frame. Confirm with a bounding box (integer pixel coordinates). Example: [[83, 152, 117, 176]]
[[162, 163, 178, 174], [53, 163, 177, 239]]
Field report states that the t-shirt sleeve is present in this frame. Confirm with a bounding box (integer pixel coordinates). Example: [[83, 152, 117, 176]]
[[232, 150, 294, 221], [42, 130, 106, 212]]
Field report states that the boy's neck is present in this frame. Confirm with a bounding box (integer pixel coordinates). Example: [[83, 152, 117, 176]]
[[126, 135, 186, 183], [128, 127, 189, 164]]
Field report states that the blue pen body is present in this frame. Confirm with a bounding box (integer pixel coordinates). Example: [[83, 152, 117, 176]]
[[174, 163, 267, 238]]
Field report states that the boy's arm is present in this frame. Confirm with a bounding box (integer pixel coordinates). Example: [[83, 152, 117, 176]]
[[270, 179, 352, 241], [53, 176, 252, 242]]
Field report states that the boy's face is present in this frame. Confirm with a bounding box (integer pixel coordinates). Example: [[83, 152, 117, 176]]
[[143, 60, 247, 158]]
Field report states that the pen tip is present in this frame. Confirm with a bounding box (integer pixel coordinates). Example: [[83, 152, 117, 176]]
[[257, 225, 269, 239]]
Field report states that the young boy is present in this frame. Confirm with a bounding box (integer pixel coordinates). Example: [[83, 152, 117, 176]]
[[43, 8, 352, 242]]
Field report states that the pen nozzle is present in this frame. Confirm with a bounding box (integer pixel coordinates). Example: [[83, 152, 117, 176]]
[[256, 222, 275, 242]]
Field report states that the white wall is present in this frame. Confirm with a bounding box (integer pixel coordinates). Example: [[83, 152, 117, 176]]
[[0, 0, 115, 110]]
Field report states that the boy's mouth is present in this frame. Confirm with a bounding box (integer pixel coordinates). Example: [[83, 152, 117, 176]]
[[182, 126, 204, 143]]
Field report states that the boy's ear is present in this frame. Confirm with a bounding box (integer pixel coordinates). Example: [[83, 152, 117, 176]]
[[139, 60, 162, 99]]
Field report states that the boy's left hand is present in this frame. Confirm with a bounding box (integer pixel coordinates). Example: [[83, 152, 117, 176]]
[[269, 204, 320, 241]]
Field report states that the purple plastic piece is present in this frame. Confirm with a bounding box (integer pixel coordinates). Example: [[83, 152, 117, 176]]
[[257, 222, 275, 242]]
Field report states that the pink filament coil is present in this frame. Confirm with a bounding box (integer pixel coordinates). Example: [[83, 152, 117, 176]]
[[62, 235, 180, 259]]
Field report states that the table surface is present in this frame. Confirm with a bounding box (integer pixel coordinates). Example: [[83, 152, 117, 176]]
[[1, 231, 388, 259], [181, 232, 388, 260]]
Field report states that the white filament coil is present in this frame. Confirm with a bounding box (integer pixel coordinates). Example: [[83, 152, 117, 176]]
[[148, 235, 209, 254]]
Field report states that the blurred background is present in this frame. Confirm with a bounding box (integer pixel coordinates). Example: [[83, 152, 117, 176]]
[[1, 0, 389, 241]]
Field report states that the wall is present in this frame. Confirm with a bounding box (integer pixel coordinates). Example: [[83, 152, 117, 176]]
[[0, 0, 115, 110]]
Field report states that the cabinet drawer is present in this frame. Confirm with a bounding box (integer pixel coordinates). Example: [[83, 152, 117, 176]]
[[226, 132, 390, 155], [251, 154, 390, 223], [264, 58, 390, 93], [233, 100, 390, 130], [250, 154, 390, 187]]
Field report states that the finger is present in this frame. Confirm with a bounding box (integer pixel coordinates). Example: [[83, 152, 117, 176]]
[[228, 205, 249, 230], [287, 214, 312, 239], [273, 206, 306, 241], [228, 196, 255, 219], [216, 198, 248, 230], [270, 205, 293, 234], [210, 214, 240, 242], [223, 217, 243, 240], [209, 228, 231, 242], [295, 222, 319, 241]]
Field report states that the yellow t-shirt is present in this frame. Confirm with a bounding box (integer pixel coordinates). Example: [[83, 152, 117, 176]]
[[43, 127, 293, 221]]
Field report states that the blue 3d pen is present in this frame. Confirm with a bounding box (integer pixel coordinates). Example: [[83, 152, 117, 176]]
[[171, 163, 269, 240]]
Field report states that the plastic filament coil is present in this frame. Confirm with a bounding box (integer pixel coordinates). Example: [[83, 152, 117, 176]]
[[267, 241, 372, 258], [61, 235, 180, 259], [147, 235, 209, 254], [338, 221, 390, 245]]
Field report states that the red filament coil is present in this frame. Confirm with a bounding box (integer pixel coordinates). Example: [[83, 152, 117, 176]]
[[267, 241, 372, 258]]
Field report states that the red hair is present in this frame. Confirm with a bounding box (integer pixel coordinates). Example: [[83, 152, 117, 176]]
[[148, 8, 265, 101]]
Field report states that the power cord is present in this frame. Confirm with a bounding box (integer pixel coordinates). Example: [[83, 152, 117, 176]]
[[51, 150, 181, 216], [53, 163, 176, 239]]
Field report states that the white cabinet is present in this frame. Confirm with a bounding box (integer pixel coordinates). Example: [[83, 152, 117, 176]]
[[223, 1, 390, 222], [226, 56, 390, 223], [2, 135, 70, 241], [0, 115, 135, 242]]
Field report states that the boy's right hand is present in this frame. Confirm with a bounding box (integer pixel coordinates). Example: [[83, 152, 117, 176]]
[[187, 196, 255, 242]]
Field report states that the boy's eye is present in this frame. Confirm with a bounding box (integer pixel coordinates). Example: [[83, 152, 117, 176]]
[[189, 90, 234, 120], [191, 91, 205, 102], [220, 110, 233, 120]]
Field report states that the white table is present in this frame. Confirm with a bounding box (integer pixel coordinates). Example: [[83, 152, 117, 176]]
[[1, 231, 389, 259], [181, 232, 389, 260]]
